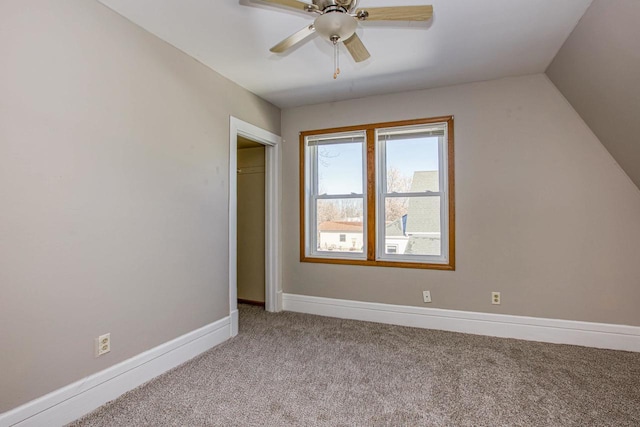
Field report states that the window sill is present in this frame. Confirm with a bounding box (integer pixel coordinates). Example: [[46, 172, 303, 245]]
[[300, 256, 455, 271]]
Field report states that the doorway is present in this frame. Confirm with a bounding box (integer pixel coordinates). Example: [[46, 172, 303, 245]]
[[229, 117, 281, 337], [237, 138, 266, 306]]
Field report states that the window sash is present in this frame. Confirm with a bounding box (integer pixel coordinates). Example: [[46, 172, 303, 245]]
[[305, 133, 367, 259], [309, 195, 366, 258], [375, 126, 449, 264], [377, 193, 447, 263]]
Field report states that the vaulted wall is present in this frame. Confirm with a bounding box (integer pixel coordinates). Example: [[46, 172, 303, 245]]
[[546, 0, 640, 189]]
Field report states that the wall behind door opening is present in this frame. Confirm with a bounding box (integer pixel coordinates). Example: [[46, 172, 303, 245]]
[[237, 138, 266, 304]]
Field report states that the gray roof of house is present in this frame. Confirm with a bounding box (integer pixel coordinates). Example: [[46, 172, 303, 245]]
[[405, 171, 440, 234], [385, 218, 404, 237], [409, 170, 439, 193], [405, 236, 441, 256]]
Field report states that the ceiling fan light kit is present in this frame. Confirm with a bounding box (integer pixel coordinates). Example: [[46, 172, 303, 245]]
[[314, 11, 357, 41], [255, 0, 433, 78]]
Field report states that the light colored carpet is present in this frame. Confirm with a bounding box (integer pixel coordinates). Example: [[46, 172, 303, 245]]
[[70, 305, 640, 426]]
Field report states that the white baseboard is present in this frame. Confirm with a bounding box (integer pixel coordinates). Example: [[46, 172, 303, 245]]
[[282, 294, 640, 353], [1, 316, 232, 427]]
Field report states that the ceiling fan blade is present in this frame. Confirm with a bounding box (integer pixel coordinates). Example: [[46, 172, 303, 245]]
[[270, 25, 316, 53], [343, 33, 370, 63], [258, 0, 316, 13], [356, 5, 433, 21]]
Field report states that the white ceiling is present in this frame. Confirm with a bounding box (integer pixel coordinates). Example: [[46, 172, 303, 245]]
[[98, 0, 592, 108]]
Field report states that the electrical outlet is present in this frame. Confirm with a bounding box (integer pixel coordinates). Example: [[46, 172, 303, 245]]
[[96, 333, 111, 357], [491, 292, 501, 305], [422, 290, 432, 303]]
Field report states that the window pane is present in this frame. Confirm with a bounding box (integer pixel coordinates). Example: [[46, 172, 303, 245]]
[[383, 196, 441, 256], [316, 138, 364, 195], [384, 136, 440, 193], [316, 199, 364, 253]]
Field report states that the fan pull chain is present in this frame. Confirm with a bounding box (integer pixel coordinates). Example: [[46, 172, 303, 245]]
[[332, 36, 340, 79]]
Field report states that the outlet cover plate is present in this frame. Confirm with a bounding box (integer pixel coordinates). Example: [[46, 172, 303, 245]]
[[422, 290, 432, 303], [96, 333, 111, 357], [491, 292, 501, 305]]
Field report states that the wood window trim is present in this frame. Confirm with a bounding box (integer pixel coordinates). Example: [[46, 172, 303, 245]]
[[299, 116, 455, 270]]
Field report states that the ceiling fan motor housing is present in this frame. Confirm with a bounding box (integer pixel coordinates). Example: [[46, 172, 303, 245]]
[[312, 0, 358, 13]]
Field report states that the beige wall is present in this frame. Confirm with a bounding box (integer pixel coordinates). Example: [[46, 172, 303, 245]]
[[237, 146, 266, 303], [546, 0, 640, 190], [281, 74, 640, 327], [0, 0, 279, 412]]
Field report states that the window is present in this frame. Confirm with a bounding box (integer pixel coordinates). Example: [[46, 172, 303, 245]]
[[300, 117, 455, 270]]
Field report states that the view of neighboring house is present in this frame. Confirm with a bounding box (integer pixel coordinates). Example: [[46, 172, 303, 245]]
[[318, 221, 363, 252], [404, 170, 442, 256], [385, 171, 441, 256], [384, 216, 409, 254], [318, 171, 442, 256]]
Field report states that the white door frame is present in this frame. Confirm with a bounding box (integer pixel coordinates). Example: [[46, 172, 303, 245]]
[[229, 117, 282, 336]]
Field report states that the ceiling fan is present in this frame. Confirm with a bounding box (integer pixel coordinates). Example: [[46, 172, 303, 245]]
[[255, 0, 433, 78]]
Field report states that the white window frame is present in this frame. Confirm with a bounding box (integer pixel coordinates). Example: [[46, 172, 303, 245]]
[[375, 123, 450, 265], [304, 131, 367, 260]]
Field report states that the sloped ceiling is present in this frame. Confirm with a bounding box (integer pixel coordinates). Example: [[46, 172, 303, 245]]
[[546, 0, 640, 190], [98, 0, 592, 108]]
